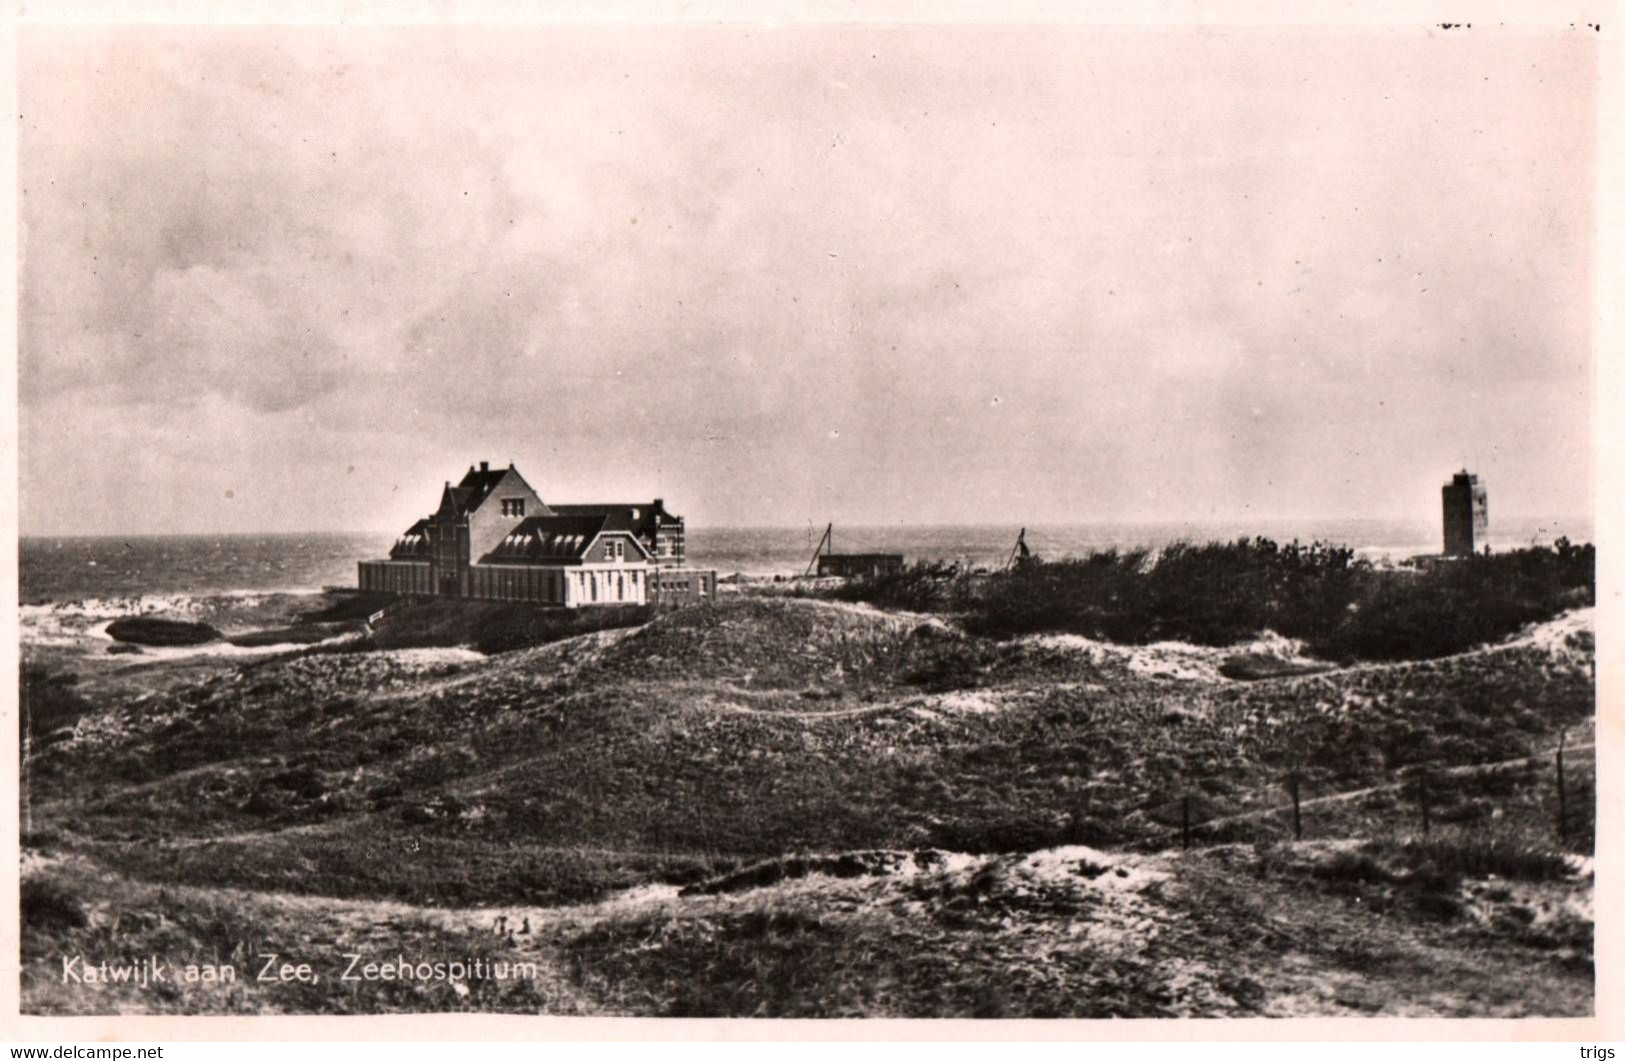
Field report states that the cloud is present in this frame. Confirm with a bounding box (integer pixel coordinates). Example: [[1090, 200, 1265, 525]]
[[16, 24, 1599, 533]]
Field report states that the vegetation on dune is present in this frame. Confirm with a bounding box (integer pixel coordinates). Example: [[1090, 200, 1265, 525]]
[[824, 561, 960, 613], [830, 538, 1594, 662], [21, 835, 1588, 1016], [20, 863, 576, 1015], [25, 596, 1594, 910], [17, 583, 1597, 1016], [21, 877, 88, 931], [19, 665, 96, 748], [561, 838, 1591, 1018], [227, 625, 349, 647], [1255, 833, 1590, 944], [1217, 653, 1335, 681], [1375, 835, 1577, 884], [297, 591, 399, 625], [353, 599, 655, 655]]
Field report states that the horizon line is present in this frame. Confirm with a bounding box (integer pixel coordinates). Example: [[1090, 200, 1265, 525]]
[[17, 512, 1597, 541]]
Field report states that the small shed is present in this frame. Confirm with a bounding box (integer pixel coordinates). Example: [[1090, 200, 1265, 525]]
[[817, 553, 906, 579]]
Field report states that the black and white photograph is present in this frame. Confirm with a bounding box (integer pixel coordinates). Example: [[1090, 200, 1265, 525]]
[[10, 1, 1608, 1025]]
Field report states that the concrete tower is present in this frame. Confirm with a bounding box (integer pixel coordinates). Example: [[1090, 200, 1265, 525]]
[[1442, 470, 1488, 557]]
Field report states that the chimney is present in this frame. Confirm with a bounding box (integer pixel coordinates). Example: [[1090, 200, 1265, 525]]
[[480, 461, 489, 473]]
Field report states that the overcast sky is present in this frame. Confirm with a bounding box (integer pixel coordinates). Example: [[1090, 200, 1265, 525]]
[[18, 23, 1597, 535]]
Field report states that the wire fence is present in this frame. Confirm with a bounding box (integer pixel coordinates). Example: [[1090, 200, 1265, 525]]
[[1136, 731, 1596, 852]]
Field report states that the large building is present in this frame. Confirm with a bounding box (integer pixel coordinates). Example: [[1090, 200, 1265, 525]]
[[1442, 469, 1489, 557], [358, 462, 715, 607]]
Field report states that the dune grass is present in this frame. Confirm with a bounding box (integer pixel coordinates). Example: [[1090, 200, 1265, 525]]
[[18, 586, 1597, 1017], [25, 594, 1594, 909]]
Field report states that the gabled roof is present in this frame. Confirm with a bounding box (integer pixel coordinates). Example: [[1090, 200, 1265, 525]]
[[457, 466, 510, 512], [441, 486, 475, 516], [482, 514, 653, 565], [550, 500, 681, 538], [440, 463, 543, 518]]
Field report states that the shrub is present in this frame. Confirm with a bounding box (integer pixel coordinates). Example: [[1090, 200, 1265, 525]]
[[947, 539, 1593, 664], [298, 591, 399, 624], [682, 852, 902, 897], [19, 665, 95, 745], [1384, 836, 1574, 884], [1414, 891, 1465, 921], [21, 878, 87, 931], [1312, 851, 1391, 886], [355, 600, 654, 654], [826, 562, 959, 612], [1218, 654, 1334, 681]]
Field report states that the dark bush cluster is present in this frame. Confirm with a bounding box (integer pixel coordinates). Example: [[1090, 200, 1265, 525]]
[[21, 878, 88, 931], [1329, 541, 1593, 661], [19, 665, 95, 748], [1381, 836, 1575, 884], [825, 561, 959, 612], [354, 600, 655, 655], [837, 538, 1593, 663]]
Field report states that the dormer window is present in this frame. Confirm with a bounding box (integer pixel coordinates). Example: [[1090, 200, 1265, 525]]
[[501, 498, 526, 517]]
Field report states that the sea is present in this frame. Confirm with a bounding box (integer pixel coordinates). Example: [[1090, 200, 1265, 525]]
[[18, 516, 1592, 605]]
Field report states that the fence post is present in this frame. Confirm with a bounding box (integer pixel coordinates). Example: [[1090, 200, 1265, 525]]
[[1181, 794, 1191, 851], [1290, 771, 1303, 842], [1557, 729, 1569, 847]]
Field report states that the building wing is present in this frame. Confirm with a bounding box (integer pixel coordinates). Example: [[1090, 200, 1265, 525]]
[[389, 518, 434, 559], [551, 500, 681, 537], [484, 514, 611, 563]]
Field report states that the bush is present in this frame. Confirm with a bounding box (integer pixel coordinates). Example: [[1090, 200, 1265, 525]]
[[19, 665, 94, 745], [227, 626, 342, 648], [826, 562, 959, 612], [1313, 851, 1391, 886], [1218, 653, 1334, 681], [355, 600, 654, 654], [682, 852, 903, 897], [1414, 891, 1465, 921], [21, 878, 88, 931], [1383, 836, 1574, 884], [298, 591, 399, 624], [950, 539, 1593, 663]]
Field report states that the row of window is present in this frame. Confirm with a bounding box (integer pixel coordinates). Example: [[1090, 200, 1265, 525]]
[[581, 569, 640, 603], [653, 575, 710, 598], [467, 565, 647, 605], [471, 566, 563, 603], [360, 561, 433, 595]]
